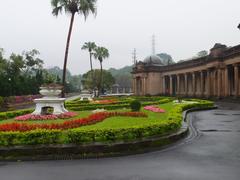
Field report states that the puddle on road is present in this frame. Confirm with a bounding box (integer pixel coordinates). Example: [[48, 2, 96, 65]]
[[214, 113, 229, 116], [200, 129, 232, 132]]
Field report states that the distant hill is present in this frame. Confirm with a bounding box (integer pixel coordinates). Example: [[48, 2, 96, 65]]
[[108, 65, 133, 77], [156, 53, 175, 65], [108, 65, 133, 88], [46, 66, 82, 92], [46, 66, 72, 80]]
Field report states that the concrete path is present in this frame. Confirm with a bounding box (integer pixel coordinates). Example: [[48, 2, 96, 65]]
[[0, 102, 239, 180]]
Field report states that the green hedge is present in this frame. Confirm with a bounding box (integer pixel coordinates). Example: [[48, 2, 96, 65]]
[[0, 109, 33, 121], [0, 99, 214, 146], [67, 98, 173, 111], [0, 130, 62, 146]]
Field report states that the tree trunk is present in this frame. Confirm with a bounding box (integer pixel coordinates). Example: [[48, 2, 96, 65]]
[[100, 61, 103, 95], [61, 12, 75, 98], [89, 52, 94, 92]]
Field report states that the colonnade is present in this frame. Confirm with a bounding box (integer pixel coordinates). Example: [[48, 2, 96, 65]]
[[162, 64, 240, 98]]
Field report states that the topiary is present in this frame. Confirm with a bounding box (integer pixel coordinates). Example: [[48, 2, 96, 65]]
[[130, 100, 141, 112]]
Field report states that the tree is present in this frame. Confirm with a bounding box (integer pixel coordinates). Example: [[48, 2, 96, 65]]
[[81, 42, 97, 90], [82, 69, 114, 92], [93, 46, 109, 95], [197, 50, 208, 57], [51, 0, 97, 97]]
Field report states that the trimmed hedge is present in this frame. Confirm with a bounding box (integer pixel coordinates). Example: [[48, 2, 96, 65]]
[[0, 99, 214, 146], [0, 130, 62, 146], [67, 98, 173, 111], [0, 109, 33, 121]]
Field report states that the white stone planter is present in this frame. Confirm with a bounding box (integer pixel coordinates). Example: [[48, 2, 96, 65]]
[[39, 86, 62, 98], [32, 84, 68, 115]]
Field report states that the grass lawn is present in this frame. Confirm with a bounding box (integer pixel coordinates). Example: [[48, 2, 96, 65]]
[[0, 103, 174, 128], [76, 102, 174, 130]]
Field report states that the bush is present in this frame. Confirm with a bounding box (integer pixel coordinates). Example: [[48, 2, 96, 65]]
[[130, 100, 141, 112], [0, 96, 4, 109], [0, 109, 33, 121]]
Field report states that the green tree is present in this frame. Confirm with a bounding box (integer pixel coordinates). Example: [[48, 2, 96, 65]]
[[81, 42, 97, 91], [81, 42, 97, 73], [93, 46, 109, 95], [51, 0, 97, 97], [82, 69, 114, 92]]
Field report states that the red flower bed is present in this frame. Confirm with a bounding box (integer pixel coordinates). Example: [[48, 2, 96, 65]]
[[0, 112, 147, 132], [15, 112, 78, 121], [92, 99, 117, 104]]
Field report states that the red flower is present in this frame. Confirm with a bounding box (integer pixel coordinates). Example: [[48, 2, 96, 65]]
[[0, 112, 147, 132]]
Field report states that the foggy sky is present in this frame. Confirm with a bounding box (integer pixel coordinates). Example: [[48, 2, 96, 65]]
[[0, 0, 239, 75]]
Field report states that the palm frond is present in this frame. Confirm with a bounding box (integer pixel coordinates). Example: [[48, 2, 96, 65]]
[[79, 0, 97, 20], [93, 46, 109, 62]]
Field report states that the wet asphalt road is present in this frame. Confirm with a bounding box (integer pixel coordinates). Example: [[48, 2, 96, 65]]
[[0, 102, 240, 180]]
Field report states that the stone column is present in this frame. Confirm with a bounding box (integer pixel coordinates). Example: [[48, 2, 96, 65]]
[[224, 67, 229, 97], [192, 73, 196, 97], [217, 69, 222, 98], [132, 78, 136, 95], [200, 71, 204, 97], [162, 76, 166, 95], [206, 70, 211, 97], [142, 77, 146, 95], [169, 75, 173, 96], [184, 73, 188, 96], [177, 74, 180, 95], [234, 64, 239, 97]]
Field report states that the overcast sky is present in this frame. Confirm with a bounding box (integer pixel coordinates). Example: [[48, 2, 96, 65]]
[[0, 0, 239, 75]]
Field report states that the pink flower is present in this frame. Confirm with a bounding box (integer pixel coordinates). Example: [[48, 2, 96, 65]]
[[144, 106, 165, 113], [15, 112, 78, 121]]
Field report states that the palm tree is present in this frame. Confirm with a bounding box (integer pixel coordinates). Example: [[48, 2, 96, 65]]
[[93, 46, 109, 95], [81, 42, 97, 91], [51, 0, 97, 97]]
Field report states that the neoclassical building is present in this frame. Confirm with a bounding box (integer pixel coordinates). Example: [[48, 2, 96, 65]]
[[132, 43, 240, 98]]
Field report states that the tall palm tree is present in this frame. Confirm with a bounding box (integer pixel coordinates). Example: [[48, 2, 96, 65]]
[[93, 46, 109, 95], [81, 42, 97, 90], [51, 0, 97, 97]]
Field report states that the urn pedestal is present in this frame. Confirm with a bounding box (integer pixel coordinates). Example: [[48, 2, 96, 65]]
[[32, 85, 68, 115]]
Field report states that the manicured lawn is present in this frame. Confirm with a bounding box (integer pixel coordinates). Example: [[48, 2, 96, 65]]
[[77, 102, 174, 130], [0, 102, 174, 128]]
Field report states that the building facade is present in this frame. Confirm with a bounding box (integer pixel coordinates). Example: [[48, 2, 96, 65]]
[[132, 44, 240, 98]]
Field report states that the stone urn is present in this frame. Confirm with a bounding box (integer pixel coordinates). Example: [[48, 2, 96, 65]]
[[32, 83, 68, 115], [39, 84, 63, 98]]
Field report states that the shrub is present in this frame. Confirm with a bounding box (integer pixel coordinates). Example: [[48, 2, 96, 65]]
[[0, 109, 33, 120], [130, 100, 141, 112], [0, 96, 4, 109]]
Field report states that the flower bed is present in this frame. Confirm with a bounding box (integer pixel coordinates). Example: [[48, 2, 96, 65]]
[[92, 99, 117, 104], [144, 105, 165, 113], [0, 112, 147, 132], [15, 112, 78, 121], [0, 98, 214, 147]]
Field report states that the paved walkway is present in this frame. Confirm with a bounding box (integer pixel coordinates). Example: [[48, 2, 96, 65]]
[[0, 102, 239, 180]]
